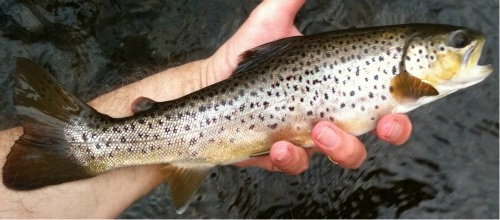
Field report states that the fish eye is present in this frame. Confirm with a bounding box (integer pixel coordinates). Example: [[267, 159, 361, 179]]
[[448, 30, 471, 48]]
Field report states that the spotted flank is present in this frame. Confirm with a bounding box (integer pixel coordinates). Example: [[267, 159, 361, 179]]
[[3, 24, 493, 213]]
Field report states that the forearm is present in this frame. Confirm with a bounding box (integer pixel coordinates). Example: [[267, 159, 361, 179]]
[[89, 59, 209, 117]]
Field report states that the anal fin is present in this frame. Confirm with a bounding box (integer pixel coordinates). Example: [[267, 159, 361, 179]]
[[163, 165, 212, 214]]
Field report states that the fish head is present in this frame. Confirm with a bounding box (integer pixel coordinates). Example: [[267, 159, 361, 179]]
[[392, 25, 493, 113], [404, 26, 493, 95]]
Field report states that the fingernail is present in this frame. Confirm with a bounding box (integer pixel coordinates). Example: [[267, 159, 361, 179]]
[[384, 121, 402, 140], [317, 125, 339, 148], [275, 145, 289, 162]]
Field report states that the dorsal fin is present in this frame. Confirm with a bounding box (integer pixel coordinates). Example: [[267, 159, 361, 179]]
[[234, 36, 302, 74]]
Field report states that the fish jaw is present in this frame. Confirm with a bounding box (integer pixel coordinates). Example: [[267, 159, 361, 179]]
[[393, 63, 493, 114]]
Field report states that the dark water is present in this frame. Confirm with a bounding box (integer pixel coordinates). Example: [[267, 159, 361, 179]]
[[0, 0, 498, 218]]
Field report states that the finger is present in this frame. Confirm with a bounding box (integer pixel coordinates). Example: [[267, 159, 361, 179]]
[[312, 121, 367, 169], [375, 114, 412, 145], [269, 141, 309, 175], [253, 0, 306, 34]]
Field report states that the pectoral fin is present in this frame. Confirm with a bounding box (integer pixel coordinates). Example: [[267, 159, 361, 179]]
[[390, 70, 439, 102], [163, 165, 212, 214]]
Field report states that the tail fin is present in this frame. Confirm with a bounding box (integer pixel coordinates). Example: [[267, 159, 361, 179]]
[[3, 58, 96, 190]]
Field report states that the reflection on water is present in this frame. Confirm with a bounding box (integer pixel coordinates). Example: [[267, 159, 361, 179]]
[[0, 0, 498, 218]]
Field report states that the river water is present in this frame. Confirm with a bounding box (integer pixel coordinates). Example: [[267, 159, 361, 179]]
[[0, 0, 498, 218]]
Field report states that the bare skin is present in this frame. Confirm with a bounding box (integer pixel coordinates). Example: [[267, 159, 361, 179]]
[[0, 0, 412, 218]]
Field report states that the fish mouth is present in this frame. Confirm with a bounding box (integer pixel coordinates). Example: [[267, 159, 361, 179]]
[[454, 36, 493, 84], [462, 44, 477, 68]]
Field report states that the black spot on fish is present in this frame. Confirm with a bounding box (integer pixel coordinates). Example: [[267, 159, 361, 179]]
[[350, 91, 355, 96], [189, 138, 197, 145], [96, 144, 101, 149], [340, 103, 345, 108], [225, 115, 232, 120], [268, 124, 278, 129], [82, 134, 87, 141], [148, 122, 153, 129], [249, 124, 255, 130], [374, 75, 379, 80], [307, 111, 313, 116], [121, 137, 126, 143]]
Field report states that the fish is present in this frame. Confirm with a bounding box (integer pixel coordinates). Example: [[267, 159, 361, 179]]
[[2, 24, 493, 213]]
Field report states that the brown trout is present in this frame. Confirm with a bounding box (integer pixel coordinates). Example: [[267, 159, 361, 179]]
[[3, 24, 493, 213]]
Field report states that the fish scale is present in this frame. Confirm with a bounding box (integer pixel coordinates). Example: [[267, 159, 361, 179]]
[[3, 24, 493, 213]]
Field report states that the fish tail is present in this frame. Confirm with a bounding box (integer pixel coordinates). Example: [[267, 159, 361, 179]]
[[3, 58, 96, 190]]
